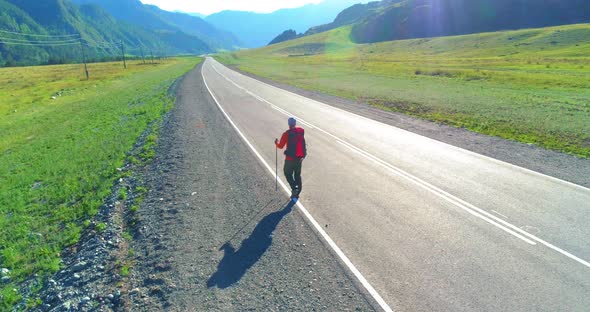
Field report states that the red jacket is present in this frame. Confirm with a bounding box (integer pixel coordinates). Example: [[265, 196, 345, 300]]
[[276, 127, 305, 160]]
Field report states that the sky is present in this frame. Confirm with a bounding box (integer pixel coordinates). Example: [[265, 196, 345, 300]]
[[140, 0, 323, 15]]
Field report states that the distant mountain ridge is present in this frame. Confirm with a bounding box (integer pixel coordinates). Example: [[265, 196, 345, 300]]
[[174, 11, 207, 19], [284, 0, 590, 44], [0, 0, 240, 66], [71, 0, 240, 50], [206, 0, 366, 48]]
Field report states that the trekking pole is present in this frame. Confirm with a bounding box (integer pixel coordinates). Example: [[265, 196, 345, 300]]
[[275, 143, 278, 191]]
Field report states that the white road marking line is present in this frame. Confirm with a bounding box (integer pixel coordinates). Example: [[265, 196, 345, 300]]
[[336, 140, 537, 245], [491, 210, 508, 219], [271, 105, 316, 129], [211, 59, 590, 194], [214, 63, 535, 245], [270, 104, 292, 117], [221, 68, 320, 131], [201, 60, 394, 312], [209, 59, 590, 269], [223, 71, 317, 130]]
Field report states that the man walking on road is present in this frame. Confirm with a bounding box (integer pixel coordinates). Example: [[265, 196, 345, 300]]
[[275, 117, 306, 199]]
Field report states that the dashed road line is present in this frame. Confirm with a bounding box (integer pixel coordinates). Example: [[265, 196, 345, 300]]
[[202, 60, 395, 312], [208, 59, 590, 270]]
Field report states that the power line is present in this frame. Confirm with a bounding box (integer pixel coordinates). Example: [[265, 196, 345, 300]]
[[80, 38, 160, 54], [82, 38, 124, 49], [0, 29, 80, 38], [0, 29, 175, 59], [0, 37, 80, 44], [84, 42, 118, 49], [0, 41, 80, 46], [84, 41, 149, 55]]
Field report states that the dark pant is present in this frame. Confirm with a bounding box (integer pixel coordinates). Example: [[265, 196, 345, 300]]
[[284, 159, 302, 193]]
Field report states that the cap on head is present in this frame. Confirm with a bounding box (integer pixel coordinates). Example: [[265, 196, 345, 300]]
[[288, 117, 296, 127]]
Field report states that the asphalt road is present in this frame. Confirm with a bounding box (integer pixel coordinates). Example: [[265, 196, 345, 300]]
[[126, 62, 375, 311], [201, 57, 590, 311]]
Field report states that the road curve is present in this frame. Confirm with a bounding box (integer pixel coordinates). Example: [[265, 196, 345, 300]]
[[202, 57, 590, 311]]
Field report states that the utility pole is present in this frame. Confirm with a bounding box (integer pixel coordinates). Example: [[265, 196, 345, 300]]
[[121, 41, 127, 69], [140, 46, 146, 64], [79, 37, 89, 80], [150, 49, 154, 64]]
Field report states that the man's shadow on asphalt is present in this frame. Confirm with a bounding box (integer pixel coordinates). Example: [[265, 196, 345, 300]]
[[207, 199, 296, 289]]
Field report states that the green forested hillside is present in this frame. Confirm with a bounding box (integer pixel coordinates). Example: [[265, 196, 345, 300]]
[[268, 29, 302, 45], [143, 4, 241, 50], [0, 1, 53, 66], [294, 0, 590, 44], [305, 0, 399, 36], [71, 0, 241, 50], [351, 0, 590, 43], [0, 0, 213, 66]]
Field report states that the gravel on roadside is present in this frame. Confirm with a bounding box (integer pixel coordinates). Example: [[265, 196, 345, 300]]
[[124, 63, 376, 311]]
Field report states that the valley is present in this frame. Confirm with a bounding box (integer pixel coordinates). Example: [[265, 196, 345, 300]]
[[2, 0, 590, 310], [218, 24, 590, 157]]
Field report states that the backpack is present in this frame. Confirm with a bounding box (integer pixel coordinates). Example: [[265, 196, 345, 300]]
[[285, 127, 306, 159]]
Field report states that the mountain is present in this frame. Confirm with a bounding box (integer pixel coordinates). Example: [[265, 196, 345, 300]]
[[77, 4, 213, 55], [0, 0, 52, 66], [268, 29, 302, 45], [206, 0, 366, 48], [275, 0, 590, 45], [304, 0, 403, 36], [176, 11, 207, 19], [0, 0, 211, 66], [71, 0, 240, 50], [144, 5, 240, 50], [315, 0, 590, 44]]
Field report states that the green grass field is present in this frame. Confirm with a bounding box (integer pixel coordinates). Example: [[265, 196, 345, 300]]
[[216, 24, 590, 157], [0, 57, 201, 307]]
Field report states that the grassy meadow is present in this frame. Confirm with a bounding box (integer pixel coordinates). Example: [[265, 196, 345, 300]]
[[216, 24, 590, 157], [0, 57, 201, 306]]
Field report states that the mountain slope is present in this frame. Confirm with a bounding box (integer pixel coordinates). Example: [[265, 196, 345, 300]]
[[0, 0, 211, 66], [351, 0, 590, 43], [283, 0, 590, 44], [180, 11, 207, 19], [144, 5, 240, 50], [268, 29, 302, 45], [71, 0, 240, 49], [206, 0, 365, 48], [0, 0, 51, 65], [78, 4, 210, 55], [305, 0, 402, 36]]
